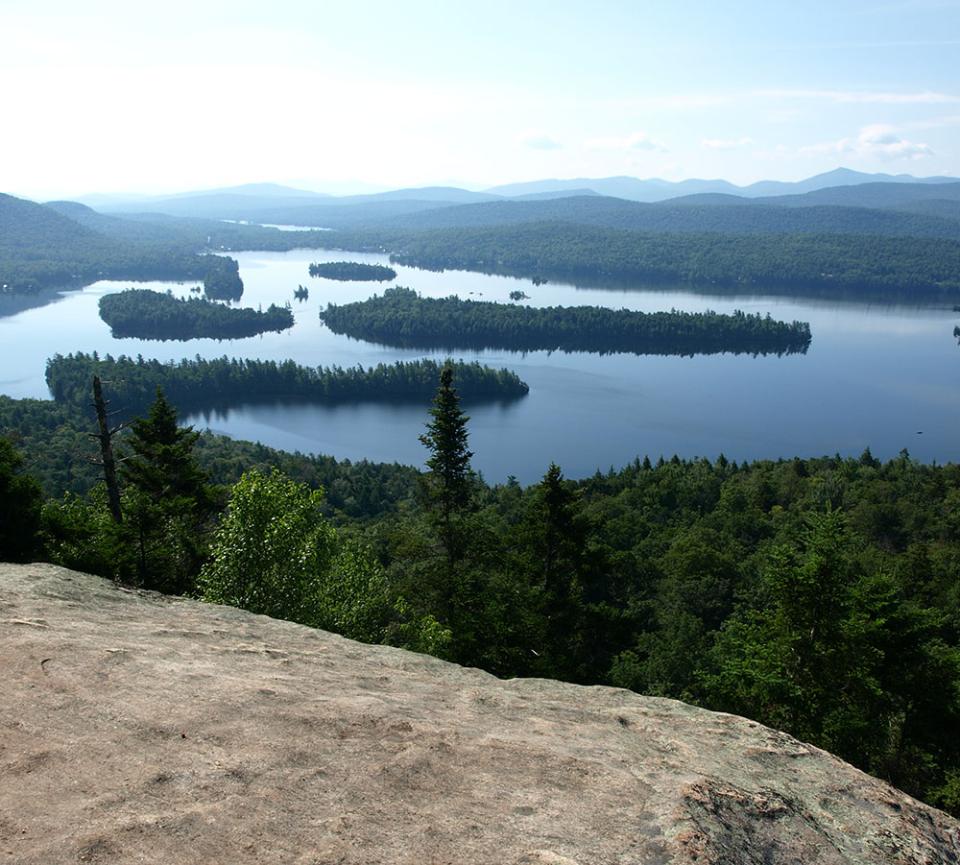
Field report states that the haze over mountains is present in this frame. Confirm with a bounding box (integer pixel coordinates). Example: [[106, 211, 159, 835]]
[[4, 164, 959, 294], [61, 168, 959, 235]]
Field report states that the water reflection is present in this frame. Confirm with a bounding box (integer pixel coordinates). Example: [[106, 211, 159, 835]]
[[1, 247, 958, 483]]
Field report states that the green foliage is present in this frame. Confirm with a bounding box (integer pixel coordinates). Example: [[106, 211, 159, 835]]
[[0, 193, 206, 292], [45, 352, 529, 415], [418, 365, 475, 593], [199, 468, 338, 624], [320, 287, 812, 355], [0, 394, 420, 519], [325, 223, 960, 298], [0, 437, 43, 562], [0, 192, 345, 294], [198, 466, 433, 647], [420, 366, 474, 517], [308, 261, 396, 281], [510, 464, 589, 680], [120, 389, 214, 594], [202, 255, 244, 300], [40, 487, 127, 579], [699, 510, 960, 801], [98, 289, 292, 340]]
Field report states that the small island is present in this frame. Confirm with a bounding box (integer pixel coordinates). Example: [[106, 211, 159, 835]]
[[45, 352, 529, 412], [98, 289, 293, 340], [295, 285, 310, 301], [308, 261, 398, 281], [319, 287, 812, 356], [202, 255, 244, 300], [509, 290, 529, 301]]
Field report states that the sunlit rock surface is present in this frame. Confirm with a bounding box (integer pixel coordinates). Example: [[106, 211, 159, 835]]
[[2, 562, 958, 864]]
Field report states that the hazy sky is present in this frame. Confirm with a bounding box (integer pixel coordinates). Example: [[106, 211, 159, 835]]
[[2, 0, 958, 197]]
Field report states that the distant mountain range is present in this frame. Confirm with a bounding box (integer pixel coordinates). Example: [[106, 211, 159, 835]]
[[485, 168, 959, 202], [40, 170, 950, 239], [73, 167, 959, 217]]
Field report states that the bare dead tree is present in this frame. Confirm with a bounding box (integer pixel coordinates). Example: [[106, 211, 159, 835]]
[[89, 375, 124, 524]]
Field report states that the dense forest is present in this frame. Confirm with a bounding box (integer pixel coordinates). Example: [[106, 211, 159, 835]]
[[0, 393, 418, 518], [45, 353, 530, 413], [320, 287, 812, 355], [202, 255, 244, 300], [0, 193, 336, 294], [98, 289, 293, 340], [371, 223, 960, 296], [308, 261, 397, 281], [0, 193, 209, 291], [1, 365, 958, 817], [368, 194, 960, 239]]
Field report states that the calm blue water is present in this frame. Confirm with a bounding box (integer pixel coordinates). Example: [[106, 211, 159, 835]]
[[2, 248, 957, 484]]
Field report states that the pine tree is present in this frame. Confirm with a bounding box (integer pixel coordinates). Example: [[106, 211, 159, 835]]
[[120, 388, 212, 593], [419, 366, 474, 577], [515, 463, 588, 679], [122, 388, 209, 506]]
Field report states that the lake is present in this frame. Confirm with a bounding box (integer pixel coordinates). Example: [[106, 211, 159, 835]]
[[2, 248, 958, 484]]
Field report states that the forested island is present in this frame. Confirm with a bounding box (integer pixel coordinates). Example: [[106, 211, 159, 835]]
[[202, 255, 244, 300], [45, 353, 529, 413], [98, 289, 293, 340], [319, 287, 812, 355], [308, 261, 397, 281]]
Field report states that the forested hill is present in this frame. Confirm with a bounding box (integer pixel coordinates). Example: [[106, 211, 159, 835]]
[[757, 180, 960, 210], [43, 199, 337, 252], [356, 194, 960, 238], [360, 222, 960, 296], [0, 193, 204, 291], [0, 193, 337, 293]]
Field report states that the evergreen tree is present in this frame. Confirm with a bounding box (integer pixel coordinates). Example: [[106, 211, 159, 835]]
[[515, 464, 586, 677], [120, 388, 212, 593], [419, 365, 474, 593], [0, 437, 43, 562]]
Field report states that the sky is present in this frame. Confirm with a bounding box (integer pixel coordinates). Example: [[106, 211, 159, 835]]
[[1, 0, 958, 198]]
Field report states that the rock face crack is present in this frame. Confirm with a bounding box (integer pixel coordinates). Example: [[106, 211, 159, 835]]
[[2, 562, 958, 865]]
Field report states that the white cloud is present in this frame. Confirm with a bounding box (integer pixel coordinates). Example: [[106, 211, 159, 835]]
[[585, 131, 667, 152], [802, 124, 934, 160], [760, 88, 959, 105], [519, 131, 562, 150], [701, 137, 754, 150]]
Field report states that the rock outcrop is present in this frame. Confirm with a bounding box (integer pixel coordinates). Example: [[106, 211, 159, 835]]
[[2, 562, 958, 864]]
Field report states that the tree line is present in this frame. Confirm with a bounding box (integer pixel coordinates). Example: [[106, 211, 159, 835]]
[[315, 222, 960, 298], [319, 286, 812, 355], [98, 289, 293, 340], [45, 352, 530, 414]]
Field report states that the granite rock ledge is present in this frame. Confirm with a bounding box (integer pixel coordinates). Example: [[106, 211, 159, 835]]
[[2, 562, 958, 865]]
